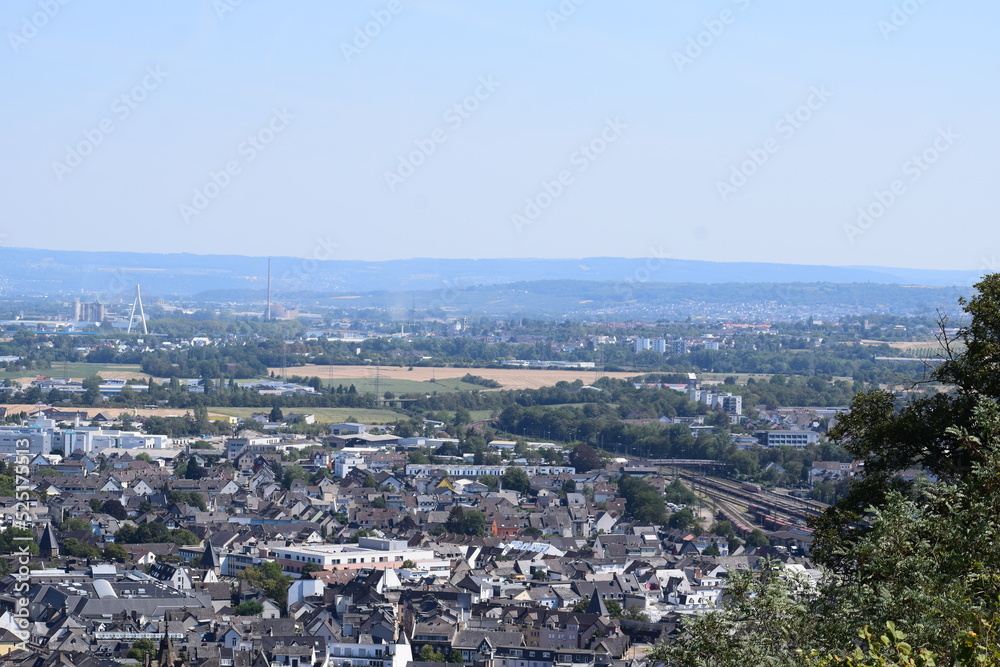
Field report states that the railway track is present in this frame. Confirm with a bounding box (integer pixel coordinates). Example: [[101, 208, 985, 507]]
[[676, 471, 828, 524]]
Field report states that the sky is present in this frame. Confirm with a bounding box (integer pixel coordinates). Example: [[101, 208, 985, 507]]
[[1, 0, 997, 270]]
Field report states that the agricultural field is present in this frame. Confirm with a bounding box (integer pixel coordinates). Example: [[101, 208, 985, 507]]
[[270, 364, 638, 391], [312, 376, 487, 395], [0, 404, 208, 420], [861, 339, 950, 353], [207, 406, 407, 425], [0, 363, 153, 383]]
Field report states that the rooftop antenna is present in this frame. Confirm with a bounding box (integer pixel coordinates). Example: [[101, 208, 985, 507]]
[[266, 258, 272, 321], [127, 285, 148, 335]]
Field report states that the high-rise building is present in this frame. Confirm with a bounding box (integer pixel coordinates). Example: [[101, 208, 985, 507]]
[[721, 394, 743, 415], [73, 298, 106, 322]]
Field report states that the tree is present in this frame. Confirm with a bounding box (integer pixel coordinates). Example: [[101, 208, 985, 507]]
[[501, 466, 531, 495], [532, 569, 548, 581], [128, 639, 156, 662], [621, 605, 650, 622], [60, 517, 90, 532], [444, 506, 487, 536], [101, 499, 128, 520], [664, 479, 697, 505], [419, 645, 446, 663], [185, 457, 206, 480], [89, 498, 103, 512], [569, 443, 601, 472], [401, 559, 416, 569], [234, 600, 265, 616], [81, 375, 102, 405], [104, 543, 128, 562], [61, 538, 102, 558], [238, 561, 293, 607], [647, 278, 1000, 663], [746, 529, 769, 548], [269, 405, 283, 422], [618, 475, 666, 524], [646, 562, 814, 666], [702, 542, 721, 557], [477, 474, 499, 491], [371, 497, 388, 509], [282, 465, 311, 489], [448, 649, 464, 663]]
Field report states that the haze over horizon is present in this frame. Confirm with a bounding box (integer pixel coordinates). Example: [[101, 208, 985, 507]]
[[3, 1, 997, 270]]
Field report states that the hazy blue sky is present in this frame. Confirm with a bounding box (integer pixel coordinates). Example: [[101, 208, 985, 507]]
[[2, 1, 996, 269]]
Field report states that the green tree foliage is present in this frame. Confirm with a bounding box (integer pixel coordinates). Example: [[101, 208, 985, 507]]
[[621, 605, 650, 622], [60, 517, 91, 532], [237, 561, 293, 607], [0, 527, 39, 556], [617, 475, 666, 523], [501, 466, 531, 495], [234, 600, 264, 616], [647, 562, 814, 666], [652, 278, 1000, 663], [184, 457, 206, 480], [477, 474, 499, 491], [128, 639, 156, 662], [419, 645, 446, 663], [282, 465, 311, 489], [745, 529, 769, 548], [101, 499, 128, 520], [168, 490, 207, 512], [61, 538, 102, 558], [444, 506, 487, 536], [114, 522, 201, 545], [103, 543, 128, 562], [663, 478, 697, 505]]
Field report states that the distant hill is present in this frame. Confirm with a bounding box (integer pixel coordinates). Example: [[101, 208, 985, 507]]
[[0, 247, 983, 300]]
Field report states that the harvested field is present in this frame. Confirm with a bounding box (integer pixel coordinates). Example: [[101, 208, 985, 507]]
[[267, 364, 639, 391]]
